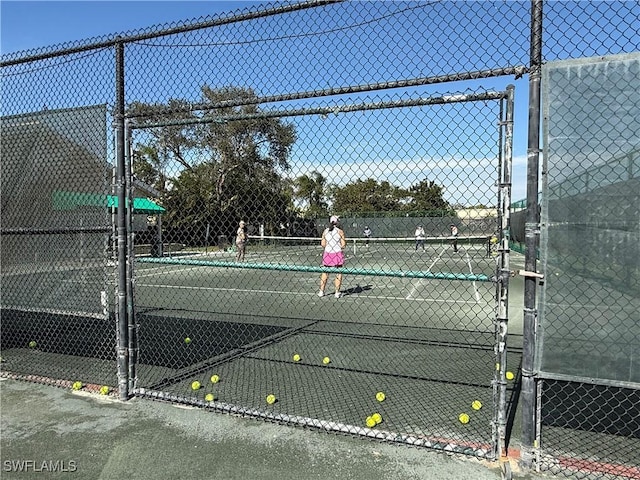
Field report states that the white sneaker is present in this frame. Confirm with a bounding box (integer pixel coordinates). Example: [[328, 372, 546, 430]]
[[318, 291, 324, 297], [334, 292, 341, 298]]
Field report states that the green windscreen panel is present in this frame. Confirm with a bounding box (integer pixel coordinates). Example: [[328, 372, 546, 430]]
[[538, 53, 640, 384], [0, 105, 110, 315]]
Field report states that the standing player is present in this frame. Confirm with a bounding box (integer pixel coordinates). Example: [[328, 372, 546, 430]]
[[236, 220, 247, 261], [450, 223, 459, 252], [318, 215, 346, 298], [414, 225, 425, 251], [363, 225, 372, 247]]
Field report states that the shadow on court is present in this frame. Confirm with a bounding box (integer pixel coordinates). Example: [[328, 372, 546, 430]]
[[340, 284, 373, 296]]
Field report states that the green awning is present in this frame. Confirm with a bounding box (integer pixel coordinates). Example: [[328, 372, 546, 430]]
[[52, 191, 165, 214]]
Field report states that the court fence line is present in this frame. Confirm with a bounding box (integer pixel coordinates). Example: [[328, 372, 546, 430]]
[[2, 1, 638, 478]]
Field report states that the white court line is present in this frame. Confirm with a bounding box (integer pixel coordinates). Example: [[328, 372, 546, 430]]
[[406, 245, 447, 299], [135, 282, 482, 304], [465, 250, 481, 303]]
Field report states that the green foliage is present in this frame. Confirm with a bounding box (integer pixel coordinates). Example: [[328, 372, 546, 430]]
[[128, 86, 297, 244], [331, 178, 454, 217], [293, 171, 329, 219]]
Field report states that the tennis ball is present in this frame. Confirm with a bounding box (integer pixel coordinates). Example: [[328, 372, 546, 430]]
[[184, 337, 192, 344], [375, 391, 386, 402], [210, 374, 220, 384], [365, 416, 377, 428], [205, 393, 215, 402], [472, 400, 482, 410], [322, 356, 331, 365], [371, 412, 383, 424], [72, 381, 82, 390], [459, 413, 470, 424], [28, 340, 37, 348], [506, 371, 515, 380], [292, 353, 301, 362], [266, 394, 276, 405], [191, 381, 201, 390], [99, 385, 110, 395]]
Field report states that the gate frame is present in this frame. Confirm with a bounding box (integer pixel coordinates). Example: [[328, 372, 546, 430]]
[[123, 87, 515, 459]]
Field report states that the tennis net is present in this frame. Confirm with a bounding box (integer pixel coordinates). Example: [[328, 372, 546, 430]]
[[244, 235, 494, 258]]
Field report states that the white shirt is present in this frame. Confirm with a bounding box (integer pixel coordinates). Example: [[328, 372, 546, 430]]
[[323, 227, 343, 253]]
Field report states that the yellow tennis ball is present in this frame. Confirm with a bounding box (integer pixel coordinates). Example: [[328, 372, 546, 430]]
[[72, 381, 82, 390], [28, 340, 37, 348], [365, 416, 377, 428], [490, 236, 498, 244], [472, 400, 482, 410], [371, 413, 383, 424], [99, 385, 110, 395], [191, 381, 201, 390], [210, 374, 220, 384], [506, 371, 515, 380], [205, 393, 215, 402], [184, 337, 192, 344], [459, 413, 470, 424], [375, 391, 386, 402], [322, 356, 331, 365], [266, 394, 276, 405], [292, 354, 301, 362]]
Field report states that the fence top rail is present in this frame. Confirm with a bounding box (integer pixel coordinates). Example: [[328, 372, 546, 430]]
[[1, 0, 341, 67]]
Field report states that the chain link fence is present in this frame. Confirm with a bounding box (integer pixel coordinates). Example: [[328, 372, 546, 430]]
[[1, 1, 639, 476], [536, 50, 640, 478], [129, 87, 513, 459]]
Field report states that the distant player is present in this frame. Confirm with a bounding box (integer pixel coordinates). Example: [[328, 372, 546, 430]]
[[236, 220, 247, 261], [414, 225, 425, 251], [363, 226, 372, 247], [318, 215, 346, 298], [450, 224, 459, 252]]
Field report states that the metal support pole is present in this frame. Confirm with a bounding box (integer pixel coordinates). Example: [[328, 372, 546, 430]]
[[520, 0, 544, 468], [493, 85, 515, 459], [115, 39, 129, 401], [125, 119, 137, 394]]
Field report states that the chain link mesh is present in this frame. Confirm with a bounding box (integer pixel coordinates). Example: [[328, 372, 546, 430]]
[[129, 89, 509, 458], [1, 0, 639, 475], [1, 46, 116, 390]]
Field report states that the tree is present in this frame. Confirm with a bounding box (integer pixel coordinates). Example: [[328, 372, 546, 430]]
[[128, 86, 297, 244], [332, 178, 405, 213], [294, 171, 328, 219], [330, 177, 453, 217], [404, 179, 453, 215], [133, 145, 166, 193]]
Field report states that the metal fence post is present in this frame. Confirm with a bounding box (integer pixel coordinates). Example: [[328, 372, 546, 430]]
[[115, 39, 129, 401], [495, 84, 515, 460], [520, 0, 544, 468]]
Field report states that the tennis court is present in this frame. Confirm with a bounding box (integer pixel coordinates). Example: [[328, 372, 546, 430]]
[[120, 234, 518, 456]]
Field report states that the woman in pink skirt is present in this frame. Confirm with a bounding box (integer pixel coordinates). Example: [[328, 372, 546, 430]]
[[318, 215, 347, 298]]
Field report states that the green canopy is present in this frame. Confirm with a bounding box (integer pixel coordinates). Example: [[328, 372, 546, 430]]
[[52, 191, 165, 214]]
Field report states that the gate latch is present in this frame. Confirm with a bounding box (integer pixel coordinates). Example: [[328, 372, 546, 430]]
[[512, 270, 544, 279]]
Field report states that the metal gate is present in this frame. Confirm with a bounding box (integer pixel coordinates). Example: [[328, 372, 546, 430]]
[[125, 87, 514, 459]]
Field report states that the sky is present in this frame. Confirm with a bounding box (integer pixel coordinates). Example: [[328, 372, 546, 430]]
[[1, 0, 530, 204], [1, 1, 268, 55]]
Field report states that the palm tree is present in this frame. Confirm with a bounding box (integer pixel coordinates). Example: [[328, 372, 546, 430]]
[[294, 171, 328, 218]]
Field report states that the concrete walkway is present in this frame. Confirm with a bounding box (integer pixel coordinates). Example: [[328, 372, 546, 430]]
[[1, 378, 547, 479]]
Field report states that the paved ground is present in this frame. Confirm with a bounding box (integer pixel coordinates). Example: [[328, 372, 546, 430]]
[[0, 378, 549, 480]]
